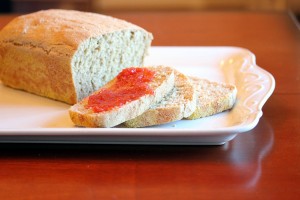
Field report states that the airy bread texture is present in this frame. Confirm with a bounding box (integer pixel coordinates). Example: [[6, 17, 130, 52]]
[[69, 66, 175, 128], [124, 69, 197, 127], [187, 77, 237, 119], [0, 9, 153, 104]]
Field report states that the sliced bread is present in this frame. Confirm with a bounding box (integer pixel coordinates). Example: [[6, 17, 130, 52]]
[[69, 66, 175, 127], [187, 77, 237, 119], [124, 70, 196, 127]]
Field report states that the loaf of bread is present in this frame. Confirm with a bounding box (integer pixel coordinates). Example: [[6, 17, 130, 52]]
[[0, 9, 153, 104], [69, 66, 175, 128], [124, 69, 197, 127], [187, 77, 237, 119]]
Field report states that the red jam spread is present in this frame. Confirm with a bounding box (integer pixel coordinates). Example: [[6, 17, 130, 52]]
[[86, 67, 155, 113]]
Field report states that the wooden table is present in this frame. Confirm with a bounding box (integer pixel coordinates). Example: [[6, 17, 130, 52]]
[[0, 11, 299, 199]]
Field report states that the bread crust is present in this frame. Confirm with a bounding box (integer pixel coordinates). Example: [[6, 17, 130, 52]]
[[124, 70, 196, 127], [0, 9, 147, 53], [0, 9, 153, 104], [69, 66, 175, 127]]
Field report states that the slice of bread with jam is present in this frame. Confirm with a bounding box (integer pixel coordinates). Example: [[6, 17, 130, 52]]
[[69, 66, 175, 127]]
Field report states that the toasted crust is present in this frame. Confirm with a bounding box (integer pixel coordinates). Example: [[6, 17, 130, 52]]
[[186, 77, 237, 120], [0, 9, 153, 104], [124, 70, 196, 127], [69, 66, 175, 127]]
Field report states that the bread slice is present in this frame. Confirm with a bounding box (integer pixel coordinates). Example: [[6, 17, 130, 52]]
[[69, 66, 175, 128], [124, 70, 196, 127], [0, 9, 153, 104], [187, 77, 237, 119]]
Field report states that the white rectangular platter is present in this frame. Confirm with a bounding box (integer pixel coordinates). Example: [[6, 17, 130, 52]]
[[0, 46, 275, 145]]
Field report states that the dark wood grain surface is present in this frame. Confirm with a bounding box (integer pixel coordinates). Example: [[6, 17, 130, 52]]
[[0, 11, 299, 199]]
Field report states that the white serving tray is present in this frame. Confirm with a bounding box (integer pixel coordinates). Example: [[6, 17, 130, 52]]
[[0, 46, 275, 145]]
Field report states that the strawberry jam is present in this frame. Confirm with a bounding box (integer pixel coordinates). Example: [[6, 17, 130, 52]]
[[86, 67, 155, 113]]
